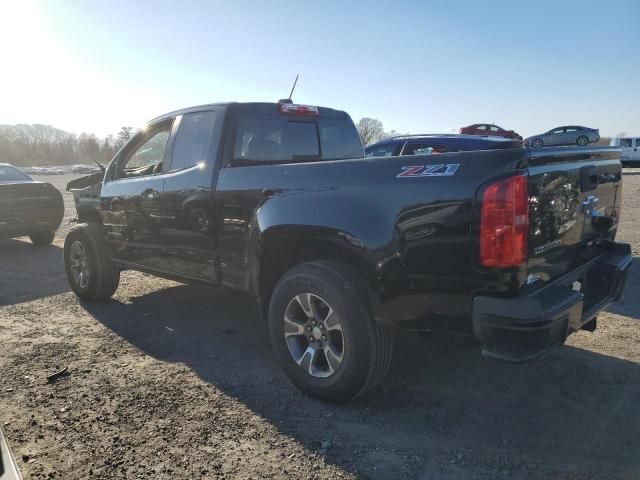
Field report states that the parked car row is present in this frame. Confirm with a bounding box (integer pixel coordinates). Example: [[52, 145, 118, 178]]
[[458, 123, 601, 149], [365, 124, 604, 158], [71, 164, 103, 174], [20, 164, 102, 176], [22, 166, 65, 175]]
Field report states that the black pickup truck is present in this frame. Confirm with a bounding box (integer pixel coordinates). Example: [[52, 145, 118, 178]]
[[64, 101, 632, 402]]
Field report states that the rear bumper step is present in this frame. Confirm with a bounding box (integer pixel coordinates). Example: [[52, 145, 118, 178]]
[[472, 242, 632, 363]]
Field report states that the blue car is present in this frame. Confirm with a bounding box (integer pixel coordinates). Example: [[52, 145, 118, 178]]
[[364, 134, 522, 157]]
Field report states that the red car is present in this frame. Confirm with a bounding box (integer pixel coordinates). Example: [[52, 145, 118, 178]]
[[459, 123, 522, 140]]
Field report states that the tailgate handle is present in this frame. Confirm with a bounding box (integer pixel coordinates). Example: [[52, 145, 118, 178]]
[[580, 165, 598, 192]]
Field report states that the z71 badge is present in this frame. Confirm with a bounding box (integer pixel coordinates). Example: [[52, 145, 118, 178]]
[[397, 164, 460, 178]]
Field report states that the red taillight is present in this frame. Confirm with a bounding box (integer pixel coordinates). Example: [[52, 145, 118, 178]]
[[480, 175, 529, 267], [278, 103, 319, 116]]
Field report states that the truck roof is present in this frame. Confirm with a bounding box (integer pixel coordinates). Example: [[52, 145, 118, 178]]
[[149, 102, 350, 124]]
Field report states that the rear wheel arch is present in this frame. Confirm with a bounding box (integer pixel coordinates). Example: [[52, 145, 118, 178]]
[[257, 228, 376, 317]]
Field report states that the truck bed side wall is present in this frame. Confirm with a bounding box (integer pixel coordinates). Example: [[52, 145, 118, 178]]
[[214, 148, 529, 330]]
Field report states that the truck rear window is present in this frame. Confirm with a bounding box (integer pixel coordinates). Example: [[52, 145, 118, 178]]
[[233, 114, 363, 165]]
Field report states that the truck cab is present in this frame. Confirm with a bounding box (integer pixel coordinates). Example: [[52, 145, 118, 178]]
[[96, 102, 362, 281]]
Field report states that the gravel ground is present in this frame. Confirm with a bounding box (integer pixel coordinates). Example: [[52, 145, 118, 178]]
[[0, 171, 639, 480]]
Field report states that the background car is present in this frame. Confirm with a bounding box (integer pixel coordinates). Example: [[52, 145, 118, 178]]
[[364, 134, 522, 157], [525, 125, 600, 148], [610, 137, 640, 165], [0, 163, 64, 245], [459, 123, 522, 140]]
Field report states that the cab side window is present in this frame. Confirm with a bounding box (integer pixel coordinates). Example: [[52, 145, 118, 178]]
[[170, 111, 216, 171], [117, 121, 173, 179], [636, 139, 640, 148], [365, 144, 397, 157], [621, 138, 633, 148], [403, 143, 447, 155], [404, 143, 432, 155]]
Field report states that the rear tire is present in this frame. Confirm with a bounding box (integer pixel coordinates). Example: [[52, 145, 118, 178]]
[[576, 135, 589, 146], [268, 260, 393, 402], [64, 223, 120, 301], [29, 231, 55, 245]]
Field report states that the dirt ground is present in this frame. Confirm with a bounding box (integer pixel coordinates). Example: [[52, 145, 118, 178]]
[[1, 171, 639, 480]]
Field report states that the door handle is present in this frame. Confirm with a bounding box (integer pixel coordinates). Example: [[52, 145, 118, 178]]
[[142, 189, 159, 200]]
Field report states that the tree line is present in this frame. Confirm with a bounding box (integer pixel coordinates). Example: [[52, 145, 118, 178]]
[[356, 118, 402, 145], [0, 117, 394, 167], [0, 124, 134, 167]]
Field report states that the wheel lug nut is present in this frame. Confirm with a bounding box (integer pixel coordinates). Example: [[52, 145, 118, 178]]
[[309, 336, 314, 342], [322, 335, 327, 341], [311, 320, 317, 326], [319, 324, 325, 330], [306, 326, 312, 332]]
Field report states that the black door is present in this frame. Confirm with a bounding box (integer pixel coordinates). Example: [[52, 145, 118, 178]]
[[160, 109, 220, 282], [101, 118, 174, 269]]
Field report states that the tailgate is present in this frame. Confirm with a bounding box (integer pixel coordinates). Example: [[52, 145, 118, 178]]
[[526, 147, 622, 283]]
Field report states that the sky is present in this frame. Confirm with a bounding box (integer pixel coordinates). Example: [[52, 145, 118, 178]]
[[1, 0, 638, 138]]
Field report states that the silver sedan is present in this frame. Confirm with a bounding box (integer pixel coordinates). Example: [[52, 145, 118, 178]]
[[525, 125, 600, 148]]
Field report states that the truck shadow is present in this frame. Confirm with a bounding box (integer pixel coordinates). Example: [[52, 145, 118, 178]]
[[0, 238, 69, 305], [83, 282, 640, 479]]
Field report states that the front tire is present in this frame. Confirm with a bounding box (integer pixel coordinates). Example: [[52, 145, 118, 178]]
[[576, 135, 589, 146], [29, 231, 55, 245], [268, 261, 393, 402], [531, 138, 543, 148], [64, 223, 120, 301]]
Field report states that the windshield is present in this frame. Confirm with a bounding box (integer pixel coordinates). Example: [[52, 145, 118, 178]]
[[0, 165, 31, 183]]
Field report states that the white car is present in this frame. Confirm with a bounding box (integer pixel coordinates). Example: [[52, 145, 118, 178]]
[[610, 137, 640, 165]]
